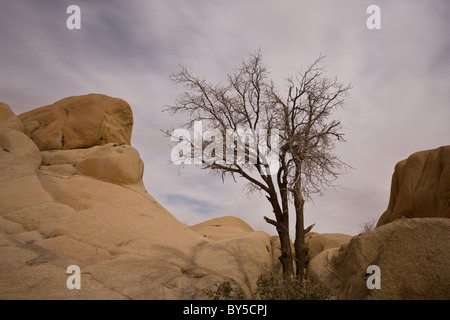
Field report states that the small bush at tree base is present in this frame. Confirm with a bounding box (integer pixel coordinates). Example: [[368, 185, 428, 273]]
[[205, 278, 246, 300], [205, 272, 333, 300], [254, 272, 333, 300]]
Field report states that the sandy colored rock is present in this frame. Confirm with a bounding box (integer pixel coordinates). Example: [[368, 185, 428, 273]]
[[4, 202, 75, 235], [0, 233, 127, 299], [191, 217, 284, 282], [189, 216, 280, 297], [0, 175, 55, 216], [377, 146, 450, 227], [0, 217, 26, 235], [306, 247, 340, 289], [1, 96, 278, 299], [305, 232, 351, 261], [189, 231, 275, 298], [18, 94, 133, 151], [0, 102, 24, 132], [0, 129, 41, 178], [41, 143, 144, 184], [190, 216, 255, 241], [5, 97, 448, 300], [0, 102, 40, 178], [308, 218, 450, 300]]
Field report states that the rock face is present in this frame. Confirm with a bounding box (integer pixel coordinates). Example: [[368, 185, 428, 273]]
[[18, 94, 133, 151], [377, 146, 450, 227], [0, 95, 278, 299], [308, 147, 450, 300], [40, 143, 144, 184], [190, 216, 255, 240], [0, 102, 24, 132], [4, 96, 449, 300], [308, 218, 450, 300], [305, 232, 351, 262], [189, 217, 278, 296]]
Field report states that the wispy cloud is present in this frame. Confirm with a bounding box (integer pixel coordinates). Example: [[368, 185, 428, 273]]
[[1, 0, 449, 235], [162, 194, 220, 216]]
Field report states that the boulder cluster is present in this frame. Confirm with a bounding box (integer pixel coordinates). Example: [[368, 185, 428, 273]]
[[1, 94, 448, 299], [306, 146, 450, 299], [0, 94, 279, 299]]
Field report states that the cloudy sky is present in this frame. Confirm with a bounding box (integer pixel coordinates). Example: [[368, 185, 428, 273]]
[[1, 0, 449, 236]]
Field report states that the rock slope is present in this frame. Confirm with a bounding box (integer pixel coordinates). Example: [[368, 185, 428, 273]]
[[2, 95, 448, 300], [18, 94, 133, 151], [308, 218, 450, 299], [377, 146, 450, 227], [0, 94, 278, 299], [307, 145, 450, 300]]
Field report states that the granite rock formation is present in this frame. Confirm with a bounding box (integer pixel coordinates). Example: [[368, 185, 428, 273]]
[[307, 218, 450, 299], [377, 146, 450, 227], [307, 146, 450, 299], [0, 95, 278, 299]]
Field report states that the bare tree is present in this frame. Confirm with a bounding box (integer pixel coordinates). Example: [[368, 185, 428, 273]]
[[164, 50, 351, 281]]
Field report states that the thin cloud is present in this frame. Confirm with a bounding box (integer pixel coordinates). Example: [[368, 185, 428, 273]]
[[162, 194, 220, 215], [1, 1, 448, 236]]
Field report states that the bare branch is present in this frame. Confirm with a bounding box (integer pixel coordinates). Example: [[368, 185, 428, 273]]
[[304, 223, 315, 235]]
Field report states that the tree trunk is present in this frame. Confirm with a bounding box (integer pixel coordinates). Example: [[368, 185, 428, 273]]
[[293, 196, 307, 282], [278, 212, 294, 276], [293, 165, 308, 282], [264, 195, 294, 277]]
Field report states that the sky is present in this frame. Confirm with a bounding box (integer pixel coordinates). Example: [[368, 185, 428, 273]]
[[1, 0, 449, 236]]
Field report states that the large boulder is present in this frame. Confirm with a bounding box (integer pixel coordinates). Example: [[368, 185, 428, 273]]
[[306, 247, 340, 290], [305, 232, 351, 262], [18, 94, 133, 151], [0, 95, 277, 300], [190, 216, 256, 241], [0, 126, 41, 179], [189, 217, 277, 297], [308, 146, 450, 300], [189, 216, 280, 296], [40, 143, 144, 184], [0, 102, 24, 132], [308, 218, 450, 300], [377, 146, 450, 227]]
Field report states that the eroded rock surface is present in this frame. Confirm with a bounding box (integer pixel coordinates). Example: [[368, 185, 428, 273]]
[[18, 94, 133, 151], [377, 146, 450, 227], [305, 232, 351, 262], [307, 218, 450, 300], [0, 95, 278, 299]]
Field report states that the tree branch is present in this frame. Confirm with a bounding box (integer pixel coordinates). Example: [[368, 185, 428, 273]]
[[304, 223, 315, 235], [264, 216, 279, 228]]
